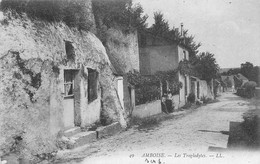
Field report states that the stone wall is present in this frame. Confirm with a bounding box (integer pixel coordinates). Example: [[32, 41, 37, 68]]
[[199, 80, 214, 99], [132, 100, 162, 118]]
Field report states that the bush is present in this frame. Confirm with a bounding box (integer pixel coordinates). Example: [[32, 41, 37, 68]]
[[182, 102, 192, 109], [237, 81, 257, 98], [200, 96, 212, 104], [135, 84, 160, 105], [0, 0, 94, 31], [187, 93, 195, 103]]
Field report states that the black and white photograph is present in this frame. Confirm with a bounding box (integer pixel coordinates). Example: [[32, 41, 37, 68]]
[[0, 0, 259, 163]]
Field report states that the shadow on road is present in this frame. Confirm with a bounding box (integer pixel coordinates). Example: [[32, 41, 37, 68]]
[[198, 130, 229, 135], [207, 119, 259, 152]]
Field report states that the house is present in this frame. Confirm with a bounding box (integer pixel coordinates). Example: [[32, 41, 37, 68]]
[[221, 75, 235, 92], [0, 15, 128, 155], [234, 73, 249, 87], [222, 73, 249, 91], [138, 30, 191, 107]]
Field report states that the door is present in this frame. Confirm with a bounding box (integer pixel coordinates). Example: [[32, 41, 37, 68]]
[[63, 70, 77, 129]]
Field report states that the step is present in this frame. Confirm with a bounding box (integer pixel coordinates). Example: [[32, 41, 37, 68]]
[[70, 131, 97, 148], [96, 122, 122, 139], [64, 127, 81, 137]]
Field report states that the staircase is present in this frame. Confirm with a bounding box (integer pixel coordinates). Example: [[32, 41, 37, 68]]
[[59, 122, 122, 149]]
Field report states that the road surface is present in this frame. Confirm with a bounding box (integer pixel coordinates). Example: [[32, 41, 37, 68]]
[[56, 92, 260, 164]]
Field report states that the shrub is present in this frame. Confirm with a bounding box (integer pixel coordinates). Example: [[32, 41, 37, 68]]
[[237, 81, 257, 98], [182, 102, 192, 109], [242, 110, 259, 147], [127, 71, 161, 105], [0, 0, 94, 31], [135, 84, 160, 105], [187, 93, 195, 103], [200, 96, 212, 104]]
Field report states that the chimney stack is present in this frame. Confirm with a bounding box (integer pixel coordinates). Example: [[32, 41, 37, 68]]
[[180, 23, 184, 38], [180, 23, 185, 44]]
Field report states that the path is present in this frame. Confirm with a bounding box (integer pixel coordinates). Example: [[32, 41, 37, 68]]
[[56, 92, 260, 164]]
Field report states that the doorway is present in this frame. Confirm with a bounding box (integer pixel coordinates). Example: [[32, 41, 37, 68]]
[[63, 69, 80, 129]]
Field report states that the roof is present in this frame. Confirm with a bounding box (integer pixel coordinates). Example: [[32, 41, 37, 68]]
[[219, 67, 239, 73], [235, 73, 248, 81], [214, 79, 221, 84], [138, 29, 190, 51]]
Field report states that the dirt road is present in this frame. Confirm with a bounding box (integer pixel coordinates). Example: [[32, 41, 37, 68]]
[[56, 92, 260, 164]]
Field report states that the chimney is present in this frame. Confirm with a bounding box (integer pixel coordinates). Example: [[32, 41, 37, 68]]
[[180, 23, 185, 44], [180, 23, 184, 38]]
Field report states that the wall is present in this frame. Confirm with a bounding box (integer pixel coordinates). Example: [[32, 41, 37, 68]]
[[178, 45, 190, 61], [199, 80, 214, 99], [106, 28, 140, 74], [139, 45, 179, 75], [179, 73, 191, 107], [132, 100, 161, 118], [172, 95, 180, 110]]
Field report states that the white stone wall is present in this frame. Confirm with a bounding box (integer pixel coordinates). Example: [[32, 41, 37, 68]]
[[132, 100, 162, 118]]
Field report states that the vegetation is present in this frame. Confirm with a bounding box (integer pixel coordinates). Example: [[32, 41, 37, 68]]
[[241, 62, 260, 86], [92, 0, 148, 42], [127, 70, 160, 105], [0, 0, 94, 31], [193, 52, 219, 82], [155, 70, 182, 95], [140, 12, 201, 61], [236, 81, 257, 98], [187, 93, 195, 103], [221, 62, 259, 87], [242, 108, 260, 148]]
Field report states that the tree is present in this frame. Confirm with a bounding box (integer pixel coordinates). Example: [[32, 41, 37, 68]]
[[194, 52, 219, 82], [148, 12, 201, 61], [149, 12, 169, 37], [241, 62, 259, 84], [92, 0, 147, 32], [241, 62, 254, 79]]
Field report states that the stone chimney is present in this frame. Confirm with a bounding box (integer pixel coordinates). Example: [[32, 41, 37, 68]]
[[180, 23, 185, 44], [180, 23, 184, 38]]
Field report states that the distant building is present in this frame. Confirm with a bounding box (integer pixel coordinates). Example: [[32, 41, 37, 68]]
[[138, 31, 191, 107]]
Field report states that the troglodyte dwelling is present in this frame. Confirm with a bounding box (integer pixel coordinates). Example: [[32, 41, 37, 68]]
[[0, 12, 127, 154]]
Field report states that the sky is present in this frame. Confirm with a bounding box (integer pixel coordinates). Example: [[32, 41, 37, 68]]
[[133, 0, 260, 68]]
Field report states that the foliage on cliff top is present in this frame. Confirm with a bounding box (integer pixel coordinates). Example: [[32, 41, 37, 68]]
[[142, 12, 201, 60], [92, 0, 148, 33], [0, 0, 94, 31]]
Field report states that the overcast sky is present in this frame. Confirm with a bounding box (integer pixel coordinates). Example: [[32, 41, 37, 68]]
[[133, 0, 260, 68]]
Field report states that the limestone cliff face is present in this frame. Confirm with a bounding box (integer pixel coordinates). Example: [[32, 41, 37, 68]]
[[106, 28, 140, 74], [0, 12, 126, 159]]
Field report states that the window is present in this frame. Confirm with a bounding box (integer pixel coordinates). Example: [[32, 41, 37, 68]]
[[64, 70, 76, 97], [183, 51, 187, 60], [65, 41, 75, 62], [88, 68, 98, 103]]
